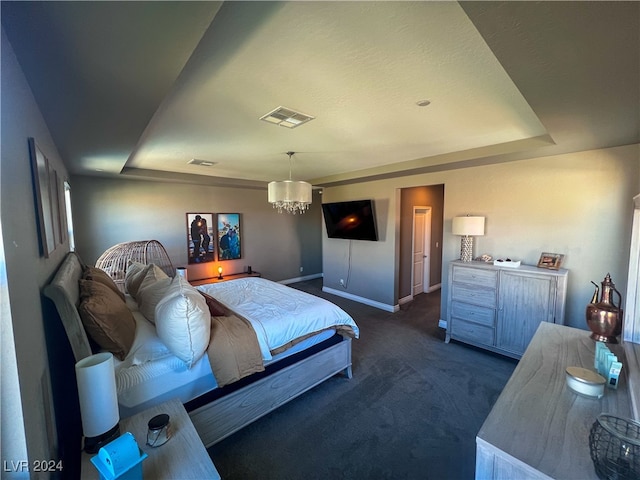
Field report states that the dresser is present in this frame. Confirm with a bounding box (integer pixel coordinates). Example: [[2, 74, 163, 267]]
[[476, 322, 637, 479], [445, 260, 568, 359]]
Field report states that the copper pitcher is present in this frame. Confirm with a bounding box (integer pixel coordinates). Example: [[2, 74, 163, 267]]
[[586, 273, 623, 343]]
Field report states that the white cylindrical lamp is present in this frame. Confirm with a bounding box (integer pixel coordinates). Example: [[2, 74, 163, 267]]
[[176, 267, 188, 281], [452, 216, 485, 262], [75, 352, 120, 453]]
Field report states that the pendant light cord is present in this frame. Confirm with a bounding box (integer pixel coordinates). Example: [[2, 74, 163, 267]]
[[286, 151, 295, 180]]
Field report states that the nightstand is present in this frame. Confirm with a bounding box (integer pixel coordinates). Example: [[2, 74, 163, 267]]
[[81, 398, 220, 479], [189, 271, 261, 286]]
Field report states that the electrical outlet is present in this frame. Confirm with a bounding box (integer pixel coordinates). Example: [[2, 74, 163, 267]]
[[339, 279, 345, 286], [300, 266, 304, 272]]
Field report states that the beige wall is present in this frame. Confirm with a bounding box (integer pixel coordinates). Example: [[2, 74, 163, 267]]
[[71, 175, 324, 283], [322, 183, 397, 306], [323, 144, 640, 328], [1, 27, 71, 471]]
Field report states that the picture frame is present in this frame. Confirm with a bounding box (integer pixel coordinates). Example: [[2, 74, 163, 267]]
[[186, 213, 215, 264], [28, 137, 56, 257], [537, 252, 565, 270], [217, 213, 241, 260]]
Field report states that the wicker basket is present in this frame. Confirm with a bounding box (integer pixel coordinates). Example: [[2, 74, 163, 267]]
[[95, 240, 175, 292], [589, 414, 640, 480]]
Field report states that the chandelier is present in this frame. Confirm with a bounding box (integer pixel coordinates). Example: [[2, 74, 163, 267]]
[[268, 151, 312, 214]]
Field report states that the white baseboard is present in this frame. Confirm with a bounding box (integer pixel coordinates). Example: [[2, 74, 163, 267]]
[[322, 286, 399, 312], [427, 283, 442, 293], [279, 273, 323, 285], [438, 319, 447, 329], [398, 294, 413, 305]]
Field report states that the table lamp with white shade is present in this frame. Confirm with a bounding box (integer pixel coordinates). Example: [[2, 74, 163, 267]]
[[75, 352, 120, 453], [452, 216, 485, 262]]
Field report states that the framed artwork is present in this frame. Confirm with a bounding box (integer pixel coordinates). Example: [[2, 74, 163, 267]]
[[28, 137, 56, 257], [217, 213, 241, 260], [186, 213, 215, 264], [537, 252, 565, 270]]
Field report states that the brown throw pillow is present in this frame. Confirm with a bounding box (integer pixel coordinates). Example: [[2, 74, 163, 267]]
[[83, 266, 124, 301], [199, 291, 227, 317], [78, 279, 136, 360]]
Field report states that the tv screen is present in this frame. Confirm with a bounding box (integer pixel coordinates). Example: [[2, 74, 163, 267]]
[[321, 199, 378, 241]]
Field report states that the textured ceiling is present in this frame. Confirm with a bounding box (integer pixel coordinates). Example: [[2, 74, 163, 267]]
[[2, 1, 638, 188]]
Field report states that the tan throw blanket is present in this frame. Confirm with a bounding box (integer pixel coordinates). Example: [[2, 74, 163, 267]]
[[207, 314, 264, 387]]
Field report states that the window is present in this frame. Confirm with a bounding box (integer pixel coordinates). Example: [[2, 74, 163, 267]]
[[64, 181, 75, 252]]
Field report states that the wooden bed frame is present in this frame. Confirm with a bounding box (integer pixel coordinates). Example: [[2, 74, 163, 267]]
[[44, 252, 353, 447]]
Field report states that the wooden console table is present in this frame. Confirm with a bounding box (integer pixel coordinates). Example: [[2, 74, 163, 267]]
[[476, 322, 637, 479], [189, 271, 260, 286]]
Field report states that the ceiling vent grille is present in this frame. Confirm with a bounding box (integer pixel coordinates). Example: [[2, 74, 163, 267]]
[[260, 106, 315, 129], [188, 159, 217, 167]]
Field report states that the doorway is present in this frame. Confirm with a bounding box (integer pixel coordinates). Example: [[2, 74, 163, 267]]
[[412, 206, 432, 295], [398, 184, 444, 304]]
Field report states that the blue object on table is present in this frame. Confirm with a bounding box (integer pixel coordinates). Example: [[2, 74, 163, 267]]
[[90, 432, 148, 480]]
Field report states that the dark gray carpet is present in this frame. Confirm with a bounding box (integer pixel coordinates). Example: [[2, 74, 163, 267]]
[[208, 279, 516, 480]]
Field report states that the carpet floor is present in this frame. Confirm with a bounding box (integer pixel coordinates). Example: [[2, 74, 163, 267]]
[[208, 279, 517, 480]]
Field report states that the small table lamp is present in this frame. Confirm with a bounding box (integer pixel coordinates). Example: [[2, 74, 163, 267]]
[[75, 353, 120, 453], [452, 216, 485, 262]]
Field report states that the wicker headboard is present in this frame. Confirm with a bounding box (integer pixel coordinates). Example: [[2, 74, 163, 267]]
[[95, 240, 175, 292], [44, 252, 93, 362]]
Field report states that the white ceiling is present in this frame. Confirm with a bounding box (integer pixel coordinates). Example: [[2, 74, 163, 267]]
[[2, 1, 638, 188]]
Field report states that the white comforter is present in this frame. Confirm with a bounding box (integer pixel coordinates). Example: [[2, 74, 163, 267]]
[[197, 277, 359, 361]]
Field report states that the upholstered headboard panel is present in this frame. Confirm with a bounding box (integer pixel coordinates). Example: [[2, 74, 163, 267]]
[[44, 252, 93, 362]]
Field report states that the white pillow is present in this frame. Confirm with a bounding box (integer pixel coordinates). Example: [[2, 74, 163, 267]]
[[116, 311, 172, 369], [155, 276, 210, 368], [136, 266, 171, 323], [124, 261, 150, 298]]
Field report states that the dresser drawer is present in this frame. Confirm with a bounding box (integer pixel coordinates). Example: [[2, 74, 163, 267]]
[[451, 283, 497, 308], [450, 301, 495, 327], [452, 265, 498, 288], [450, 319, 494, 346]]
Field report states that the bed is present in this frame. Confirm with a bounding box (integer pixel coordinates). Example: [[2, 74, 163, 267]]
[[44, 252, 358, 446]]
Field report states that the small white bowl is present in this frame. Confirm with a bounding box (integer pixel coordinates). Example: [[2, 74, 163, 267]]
[[566, 366, 606, 398]]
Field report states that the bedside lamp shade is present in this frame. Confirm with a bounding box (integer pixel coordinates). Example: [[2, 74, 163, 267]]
[[75, 352, 120, 453], [452, 216, 485, 236], [452, 216, 485, 262]]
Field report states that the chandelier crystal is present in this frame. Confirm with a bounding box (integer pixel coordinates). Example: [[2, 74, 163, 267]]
[[268, 152, 312, 214]]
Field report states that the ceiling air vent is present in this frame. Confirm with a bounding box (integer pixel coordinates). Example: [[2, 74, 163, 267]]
[[260, 106, 315, 129], [188, 159, 217, 167]]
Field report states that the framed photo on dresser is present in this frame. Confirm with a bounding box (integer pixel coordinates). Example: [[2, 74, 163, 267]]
[[537, 252, 564, 270]]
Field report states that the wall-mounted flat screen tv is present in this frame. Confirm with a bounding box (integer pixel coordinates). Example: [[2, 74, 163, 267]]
[[321, 199, 378, 241]]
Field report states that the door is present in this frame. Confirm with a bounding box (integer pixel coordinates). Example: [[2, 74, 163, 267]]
[[412, 207, 432, 296]]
